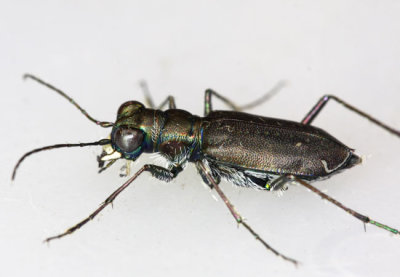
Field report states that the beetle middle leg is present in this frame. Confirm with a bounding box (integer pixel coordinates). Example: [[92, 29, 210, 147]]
[[196, 160, 299, 266], [204, 89, 241, 116], [301, 94, 400, 137], [204, 81, 286, 116], [44, 164, 183, 243]]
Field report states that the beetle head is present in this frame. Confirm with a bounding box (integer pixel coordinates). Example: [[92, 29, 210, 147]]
[[110, 101, 151, 160]]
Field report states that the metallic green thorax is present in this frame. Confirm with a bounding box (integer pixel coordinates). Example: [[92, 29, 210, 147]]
[[111, 101, 203, 162]]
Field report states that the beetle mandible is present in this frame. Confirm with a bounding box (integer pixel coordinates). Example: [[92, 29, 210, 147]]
[[12, 74, 400, 266]]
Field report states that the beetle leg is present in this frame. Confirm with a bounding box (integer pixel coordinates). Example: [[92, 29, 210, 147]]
[[289, 175, 400, 236], [139, 80, 156, 108], [44, 165, 150, 242], [204, 89, 241, 116], [195, 159, 221, 189], [139, 80, 176, 110], [196, 160, 299, 266], [144, 164, 183, 182], [157, 96, 176, 110], [268, 175, 290, 191], [204, 81, 286, 116], [44, 163, 183, 243], [301, 95, 400, 137]]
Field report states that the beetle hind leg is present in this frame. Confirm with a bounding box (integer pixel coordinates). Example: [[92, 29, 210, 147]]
[[301, 94, 400, 137], [289, 175, 400, 236]]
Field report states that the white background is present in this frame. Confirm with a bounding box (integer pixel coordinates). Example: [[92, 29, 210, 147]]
[[1, 1, 400, 277]]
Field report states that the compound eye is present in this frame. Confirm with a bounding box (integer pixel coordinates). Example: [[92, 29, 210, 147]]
[[113, 127, 144, 153]]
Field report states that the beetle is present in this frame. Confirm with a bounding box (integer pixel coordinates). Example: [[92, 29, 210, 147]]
[[12, 74, 400, 266]]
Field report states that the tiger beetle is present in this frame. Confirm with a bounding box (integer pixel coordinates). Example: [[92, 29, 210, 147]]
[[12, 74, 400, 266]]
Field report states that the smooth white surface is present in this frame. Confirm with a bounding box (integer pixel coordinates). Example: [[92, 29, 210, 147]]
[[1, 1, 400, 276]]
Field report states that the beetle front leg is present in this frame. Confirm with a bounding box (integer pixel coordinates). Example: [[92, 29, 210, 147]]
[[144, 164, 183, 182], [139, 81, 176, 110], [44, 165, 150, 242], [157, 96, 176, 110], [301, 94, 400, 137], [43, 163, 183, 243]]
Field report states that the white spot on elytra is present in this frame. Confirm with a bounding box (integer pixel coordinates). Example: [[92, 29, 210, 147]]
[[321, 160, 335, 173], [321, 151, 351, 174]]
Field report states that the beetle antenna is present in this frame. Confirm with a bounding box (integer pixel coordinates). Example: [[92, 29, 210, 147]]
[[12, 139, 111, 181], [23, 74, 114, 128]]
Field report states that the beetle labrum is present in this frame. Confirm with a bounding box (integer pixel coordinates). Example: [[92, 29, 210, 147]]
[[12, 74, 400, 266]]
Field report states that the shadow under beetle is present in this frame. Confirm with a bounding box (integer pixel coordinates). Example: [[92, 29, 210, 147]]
[[12, 74, 400, 266]]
